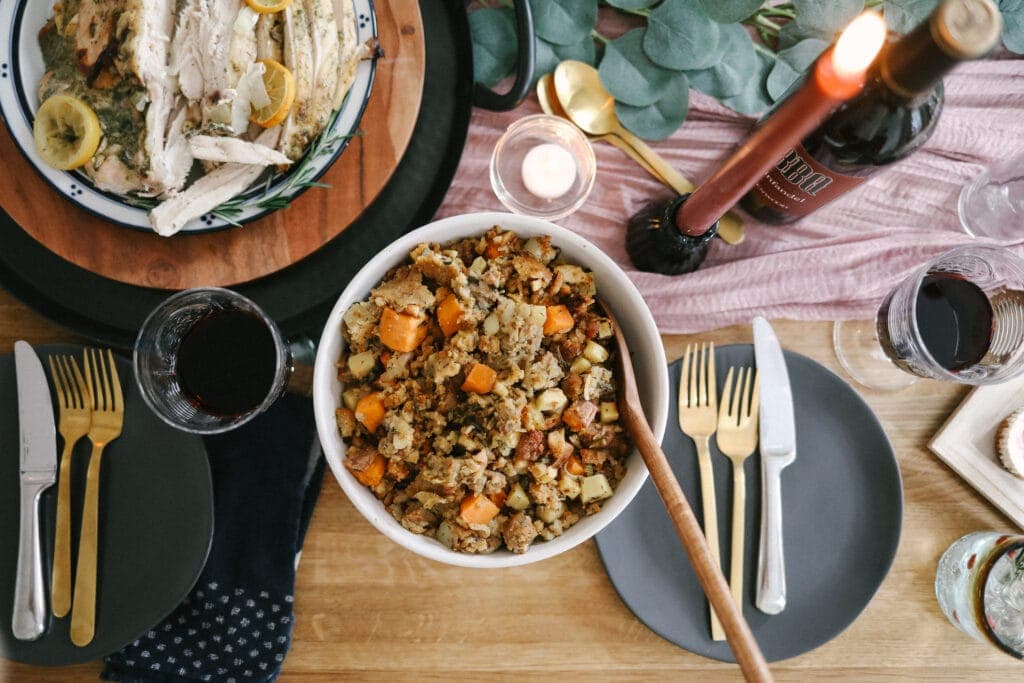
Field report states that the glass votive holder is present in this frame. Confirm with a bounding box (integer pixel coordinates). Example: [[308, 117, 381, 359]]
[[490, 114, 596, 220]]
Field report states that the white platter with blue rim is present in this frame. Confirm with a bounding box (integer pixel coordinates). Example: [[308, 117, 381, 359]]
[[0, 0, 377, 235]]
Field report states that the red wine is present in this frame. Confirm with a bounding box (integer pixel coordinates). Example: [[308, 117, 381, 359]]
[[741, 0, 1001, 224], [175, 309, 279, 416], [879, 273, 993, 372]]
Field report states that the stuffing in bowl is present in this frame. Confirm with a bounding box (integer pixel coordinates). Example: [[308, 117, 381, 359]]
[[312, 212, 669, 568], [335, 226, 631, 554]]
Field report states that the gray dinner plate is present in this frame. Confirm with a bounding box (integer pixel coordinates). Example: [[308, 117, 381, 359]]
[[0, 345, 213, 666], [595, 344, 903, 662]]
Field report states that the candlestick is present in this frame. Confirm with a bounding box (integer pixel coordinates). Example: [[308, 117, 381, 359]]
[[625, 11, 887, 275], [676, 12, 887, 235]]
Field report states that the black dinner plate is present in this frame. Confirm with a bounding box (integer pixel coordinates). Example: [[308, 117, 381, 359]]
[[0, 0, 473, 349], [0, 345, 213, 666], [595, 345, 903, 662]]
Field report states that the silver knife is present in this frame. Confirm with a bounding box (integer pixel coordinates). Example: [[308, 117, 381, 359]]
[[752, 318, 796, 615], [12, 341, 57, 641]]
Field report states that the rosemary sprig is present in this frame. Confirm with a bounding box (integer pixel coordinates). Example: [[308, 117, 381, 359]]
[[117, 105, 360, 228], [212, 111, 360, 224]]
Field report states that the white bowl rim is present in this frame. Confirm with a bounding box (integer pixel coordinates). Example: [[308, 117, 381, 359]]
[[313, 211, 668, 568]]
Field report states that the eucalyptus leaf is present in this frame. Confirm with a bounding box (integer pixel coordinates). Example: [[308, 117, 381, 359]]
[[644, 0, 722, 71], [531, 0, 598, 47], [884, 0, 938, 33], [605, 0, 659, 8], [697, 0, 764, 24], [794, 0, 864, 34], [469, 8, 517, 87], [722, 51, 775, 115], [616, 74, 690, 140], [534, 35, 598, 82], [778, 20, 834, 49], [599, 28, 681, 107], [685, 24, 756, 99], [1000, 0, 1024, 53], [766, 38, 828, 100]]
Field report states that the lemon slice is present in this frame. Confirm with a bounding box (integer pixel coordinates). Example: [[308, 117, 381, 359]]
[[244, 0, 292, 14], [251, 59, 296, 128], [33, 94, 102, 171]]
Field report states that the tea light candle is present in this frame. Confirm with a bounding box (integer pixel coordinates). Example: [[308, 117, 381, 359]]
[[521, 143, 577, 200]]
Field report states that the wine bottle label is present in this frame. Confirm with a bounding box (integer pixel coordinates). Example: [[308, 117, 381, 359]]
[[749, 145, 865, 217]]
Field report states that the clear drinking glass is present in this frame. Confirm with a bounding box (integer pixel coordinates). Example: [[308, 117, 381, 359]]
[[133, 288, 314, 434], [834, 245, 1024, 391], [959, 150, 1024, 240], [936, 532, 1024, 659]]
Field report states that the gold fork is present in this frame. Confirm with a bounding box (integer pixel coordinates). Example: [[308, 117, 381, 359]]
[[716, 367, 760, 611], [47, 355, 92, 619], [678, 342, 725, 641], [70, 349, 124, 647]]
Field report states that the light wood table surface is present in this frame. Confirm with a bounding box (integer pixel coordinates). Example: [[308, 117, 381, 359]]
[[2, 288, 1020, 681]]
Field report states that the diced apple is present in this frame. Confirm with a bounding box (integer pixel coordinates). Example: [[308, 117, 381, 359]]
[[347, 351, 376, 378], [536, 500, 564, 524], [341, 387, 363, 411], [600, 401, 620, 424], [583, 340, 609, 364], [529, 305, 548, 327], [581, 474, 613, 503], [506, 482, 531, 510], [534, 388, 568, 413], [570, 356, 592, 374], [559, 472, 581, 499]]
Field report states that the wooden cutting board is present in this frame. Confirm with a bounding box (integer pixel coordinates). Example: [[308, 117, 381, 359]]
[[0, 0, 424, 290]]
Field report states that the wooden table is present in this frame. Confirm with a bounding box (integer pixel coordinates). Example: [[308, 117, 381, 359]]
[[2, 289, 1020, 681]]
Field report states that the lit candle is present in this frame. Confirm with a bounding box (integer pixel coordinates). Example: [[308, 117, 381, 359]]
[[521, 143, 577, 200], [673, 12, 887, 235]]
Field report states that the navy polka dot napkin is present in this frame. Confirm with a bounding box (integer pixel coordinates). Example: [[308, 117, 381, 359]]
[[102, 395, 325, 683]]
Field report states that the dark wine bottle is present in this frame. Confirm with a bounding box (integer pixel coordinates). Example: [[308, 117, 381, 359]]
[[741, 0, 1002, 225]]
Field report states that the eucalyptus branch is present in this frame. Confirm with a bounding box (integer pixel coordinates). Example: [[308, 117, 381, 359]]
[[590, 29, 609, 45]]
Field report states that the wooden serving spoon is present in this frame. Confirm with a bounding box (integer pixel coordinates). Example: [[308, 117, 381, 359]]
[[604, 304, 772, 683]]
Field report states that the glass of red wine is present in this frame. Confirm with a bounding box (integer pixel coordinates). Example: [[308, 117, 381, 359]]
[[133, 288, 314, 434], [834, 245, 1024, 391]]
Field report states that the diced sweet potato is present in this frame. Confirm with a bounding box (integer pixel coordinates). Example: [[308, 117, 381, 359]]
[[354, 392, 386, 432], [345, 446, 386, 486], [437, 295, 464, 337], [379, 307, 427, 352], [350, 453, 386, 486], [565, 455, 586, 476], [460, 494, 500, 525], [488, 491, 508, 509], [543, 305, 574, 336], [563, 400, 599, 432], [461, 363, 497, 394]]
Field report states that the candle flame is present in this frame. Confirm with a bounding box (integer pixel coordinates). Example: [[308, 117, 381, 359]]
[[832, 12, 887, 79]]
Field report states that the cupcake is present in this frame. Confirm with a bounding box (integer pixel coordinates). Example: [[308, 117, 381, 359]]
[[997, 408, 1024, 478]]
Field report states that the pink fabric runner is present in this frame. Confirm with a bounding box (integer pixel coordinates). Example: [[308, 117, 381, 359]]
[[435, 58, 1024, 334]]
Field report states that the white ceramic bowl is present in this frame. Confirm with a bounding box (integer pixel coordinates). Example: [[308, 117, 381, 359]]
[[313, 212, 668, 568]]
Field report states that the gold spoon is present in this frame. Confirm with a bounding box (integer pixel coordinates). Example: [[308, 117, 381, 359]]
[[553, 61, 745, 246], [537, 74, 666, 184]]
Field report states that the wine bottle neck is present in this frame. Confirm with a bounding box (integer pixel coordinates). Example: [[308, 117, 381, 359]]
[[881, 0, 1001, 99], [879, 23, 957, 99]]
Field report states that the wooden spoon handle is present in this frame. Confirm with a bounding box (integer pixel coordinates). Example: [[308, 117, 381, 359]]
[[624, 408, 772, 682]]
